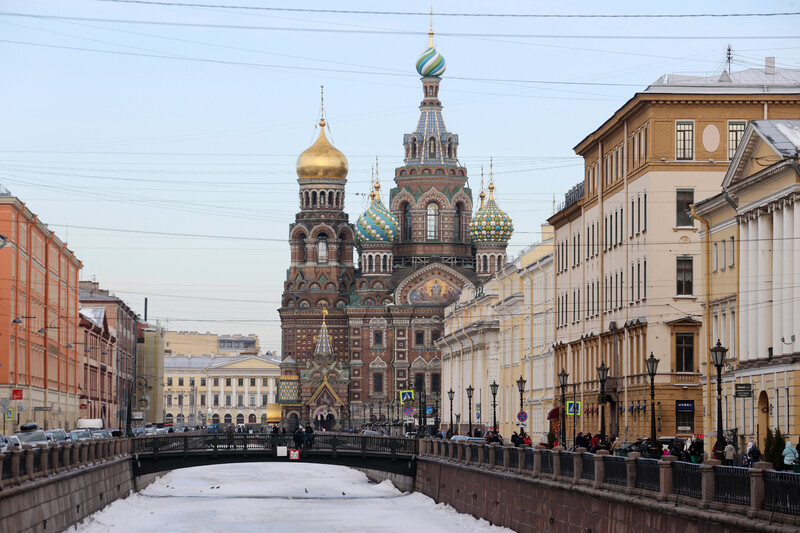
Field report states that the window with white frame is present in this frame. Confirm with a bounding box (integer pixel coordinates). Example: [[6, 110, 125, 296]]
[[676, 121, 694, 160], [728, 121, 746, 160]]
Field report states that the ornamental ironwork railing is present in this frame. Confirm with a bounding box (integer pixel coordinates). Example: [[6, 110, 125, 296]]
[[493, 445, 504, 467], [541, 449, 553, 474], [581, 453, 595, 480], [764, 470, 800, 515], [524, 447, 534, 470], [713, 466, 751, 506], [560, 451, 574, 478], [603, 455, 627, 486], [672, 461, 701, 499], [507, 447, 519, 469], [634, 458, 660, 491]]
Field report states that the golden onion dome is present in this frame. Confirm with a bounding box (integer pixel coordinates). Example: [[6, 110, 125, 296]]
[[296, 118, 349, 180]]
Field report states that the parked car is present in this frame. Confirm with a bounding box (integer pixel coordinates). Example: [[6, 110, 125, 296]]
[[91, 429, 113, 439], [131, 427, 146, 436], [450, 435, 486, 444], [361, 429, 381, 436], [69, 429, 93, 442], [0, 434, 8, 453], [45, 429, 69, 443], [15, 429, 49, 446], [4, 435, 21, 448]]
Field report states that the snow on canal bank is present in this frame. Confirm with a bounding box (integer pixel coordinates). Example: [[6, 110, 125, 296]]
[[67, 463, 513, 533]]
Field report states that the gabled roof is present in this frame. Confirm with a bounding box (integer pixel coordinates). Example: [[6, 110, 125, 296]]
[[722, 120, 800, 189]]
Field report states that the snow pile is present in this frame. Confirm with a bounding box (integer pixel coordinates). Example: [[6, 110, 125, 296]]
[[66, 463, 513, 532]]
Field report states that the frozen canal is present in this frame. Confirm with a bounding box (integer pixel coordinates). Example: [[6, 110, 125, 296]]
[[67, 463, 512, 533]]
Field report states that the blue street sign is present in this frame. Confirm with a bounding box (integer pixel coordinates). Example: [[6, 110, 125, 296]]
[[400, 390, 414, 403], [426, 406, 433, 416], [566, 401, 582, 416], [517, 411, 528, 423], [475, 403, 481, 421], [403, 405, 414, 416]]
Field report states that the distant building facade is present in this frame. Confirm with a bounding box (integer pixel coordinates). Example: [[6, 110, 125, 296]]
[[164, 331, 260, 357]]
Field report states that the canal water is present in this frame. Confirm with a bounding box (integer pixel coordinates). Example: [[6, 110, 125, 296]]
[[67, 462, 511, 532]]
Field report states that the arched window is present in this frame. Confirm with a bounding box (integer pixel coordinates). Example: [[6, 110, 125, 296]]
[[312, 191, 317, 206], [329, 191, 334, 206], [454, 204, 462, 241], [410, 139, 417, 158], [403, 203, 412, 241], [368, 255, 374, 272], [429, 138, 436, 157], [498, 255, 503, 270], [427, 204, 439, 240], [319, 191, 325, 206], [236, 414, 245, 425], [382, 255, 388, 272], [482, 255, 488, 273], [317, 233, 328, 263], [297, 232, 307, 263]]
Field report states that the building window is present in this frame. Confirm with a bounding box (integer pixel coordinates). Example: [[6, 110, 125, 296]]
[[431, 330, 440, 342], [177, 395, 183, 406], [200, 394, 206, 406], [720, 240, 726, 270], [414, 373, 425, 392], [167, 377, 173, 386], [373, 331, 383, 346], [676, 401, 695, 433], [676, 189, 694, 227], [676, 333, 694, 372], [374, 373, 384, 393], [226, 378, 231, 387], [189, 378, 195, 387], [178, 377, 184, 386], [403, 203, 412, 240], [676, 257, 693, 295], [262, 378, 268, 386], [201, 378, 206, 387], [225, 394, 231, 406], [643, 258, 647, 298], [318, 234, 328, 263], [238, 378, 244, 387], [454, 204, 462, 241], [249, 394, 256, 406], [213, 394, 219, 406], [250, 378, 256, 387], [415, 331, 424, 345], [167, 394, 173, 407], [237, 394, 244, 407], [728, 121, 746, 160], [432, 373, 441, 393], [713, 243, 718, 272], [426, 204, 439, 240], [729, 237, 735, 267], [676, 121, 694, 160], [214, 378, 219, 387], [262, 394, 268, 405]]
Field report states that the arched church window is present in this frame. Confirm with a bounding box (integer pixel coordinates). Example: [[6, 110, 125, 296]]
[[427, 204, 439, 241], [410, 139, 417, 158], [403, 203, 412, 241], [454, 205, 462, 241], [319, 191, 325, 207], [312, 191, 317, 206], [429, 138, 436, 157], [482, 255, 488, 273], [317, 234, 328, 263], [329, 191, 334, 206], [297, 232, 307, 263], [368, 255, 373, 272], [382, 255, 388, 272]]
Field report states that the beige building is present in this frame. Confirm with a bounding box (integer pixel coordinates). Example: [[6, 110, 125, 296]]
[[134, 322, 165, 428], [695, 120, 800, 451], [548, 59, 800, 444], [438, 280, 499, 435], [164, 354, 281, 427], [164, 331, 260, 357]]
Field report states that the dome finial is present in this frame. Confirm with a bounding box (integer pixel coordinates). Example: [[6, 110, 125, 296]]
[[489, 157, 495, 201], [479, 166, 486, 209], [319, 85, 326, 128], [428, 5, 435, 49], [374, 157, 381, 197]]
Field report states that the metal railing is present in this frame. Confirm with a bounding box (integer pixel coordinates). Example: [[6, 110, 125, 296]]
[[524, 447, 534, 470], [541, 450, 553, 474], [604, 455, 627, 486], [482, 444, 491, 465], [560, 451, 574, 478], [635, 458, 660, 491], [672, 461, 701, 499], [764, 471, 800, 515], [493, 445, 504, 467], [581, 453, 595, 480], [508, 447, 519, 469], [713, 466, 750, 506]]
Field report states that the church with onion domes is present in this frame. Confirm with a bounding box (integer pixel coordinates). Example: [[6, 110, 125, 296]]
[[277, 26, 513, 431]]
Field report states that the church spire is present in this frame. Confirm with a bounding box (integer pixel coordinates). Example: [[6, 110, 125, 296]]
[[313, 308, 334, 358]]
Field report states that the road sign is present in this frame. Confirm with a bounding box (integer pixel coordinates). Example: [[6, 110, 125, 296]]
[[425, 406, 433, 416], [566, 401, 582, 416], [403, 405, 414, 416], [289, 449, 300, 460], [11, 389, 22, 400], [33, 406, 52, 412], [5, 408, 11, 421], [399, 390, 414, 403], [517, 411, 528, 423], [475, 403, 481, 421]]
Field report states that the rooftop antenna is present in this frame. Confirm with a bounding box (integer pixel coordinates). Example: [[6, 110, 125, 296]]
[[725, 44, 733, 73]]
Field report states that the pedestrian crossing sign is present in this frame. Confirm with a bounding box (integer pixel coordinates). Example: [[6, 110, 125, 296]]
[[566, 401, 581, 416], [399, 390, 414, 404], [4, 408, 11, 421]]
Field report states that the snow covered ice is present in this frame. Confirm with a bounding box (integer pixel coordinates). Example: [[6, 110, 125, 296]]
[[67, 463, 512, 533]]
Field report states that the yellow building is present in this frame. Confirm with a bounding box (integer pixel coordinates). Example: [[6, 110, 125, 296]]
[[164, 354, 281, 428], [134, 323, 165, 428], [549, 60, 800, 444], [695, 119, 800, 451]]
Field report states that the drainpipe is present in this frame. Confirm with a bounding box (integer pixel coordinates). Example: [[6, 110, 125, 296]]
[[690, 204, 714, 442]]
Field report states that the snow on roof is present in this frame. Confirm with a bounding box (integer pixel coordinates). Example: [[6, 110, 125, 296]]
[[79, 307, 106, 328]]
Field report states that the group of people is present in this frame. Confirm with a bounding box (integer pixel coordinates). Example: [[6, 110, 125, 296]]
[[573, 432, 617, 454], [510, 430, 532, 447], [292, 425, 316, 449]]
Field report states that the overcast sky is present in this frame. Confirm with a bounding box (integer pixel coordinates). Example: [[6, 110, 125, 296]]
[[3, 0, 799, 352]]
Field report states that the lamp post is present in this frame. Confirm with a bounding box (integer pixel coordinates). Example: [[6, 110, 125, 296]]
[[490, 381, 499, 433], [558, 369, 568, 448], [466, 385, 474, 437], [710, 341, 728, 460], [447, 388, 455, 434], [516, 375, 526, 422], [645, 352, 660, 454], [597, 361, 609, 440]]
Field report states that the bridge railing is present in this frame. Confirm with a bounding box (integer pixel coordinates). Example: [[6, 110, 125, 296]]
[[420, 438, 800, 523], [0, 438, 128, 488]]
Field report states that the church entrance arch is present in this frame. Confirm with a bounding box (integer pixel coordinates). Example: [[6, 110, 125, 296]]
[[325, 413, 336, 431]]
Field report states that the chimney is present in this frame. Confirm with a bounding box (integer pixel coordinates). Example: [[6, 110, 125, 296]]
[[766, 57, 776, 75]]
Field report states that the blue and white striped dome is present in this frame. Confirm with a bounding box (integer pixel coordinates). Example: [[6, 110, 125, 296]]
[[356, 184, 398, 245], [416, 46, 446, 77]]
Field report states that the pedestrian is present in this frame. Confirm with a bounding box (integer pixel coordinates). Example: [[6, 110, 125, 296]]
[[782, 441, 799, 470], [226, 424, 235, 450], [723, 441, 736, 466], [305, 425, 314, 449], [511, 432, 519, 447], [446, 427, 453, 439], [748, 442, 762, 465], [522, 433, 532, 446]]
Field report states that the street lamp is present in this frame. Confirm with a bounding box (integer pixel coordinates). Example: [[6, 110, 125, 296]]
[[490, 381, 499, 433], [516, 375, 526, 417], [710, 341, 728, 461], [558, 369, 568, 448], [447, 388, 455, 434], [645, 352, 660, 454], [597, 361, 609, 440], [466, 385, 474, 437]]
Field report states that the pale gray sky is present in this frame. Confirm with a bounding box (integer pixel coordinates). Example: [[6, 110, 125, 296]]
[[2, 0, 799, 352]]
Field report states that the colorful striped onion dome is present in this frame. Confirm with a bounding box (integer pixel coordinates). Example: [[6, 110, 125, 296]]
[[416, 45, 446, 77], [470, 183, 513, 243], [355, 183, 398, 245]]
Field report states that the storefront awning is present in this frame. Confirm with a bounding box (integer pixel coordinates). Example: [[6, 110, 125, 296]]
[[547, 407, 561, 421]]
